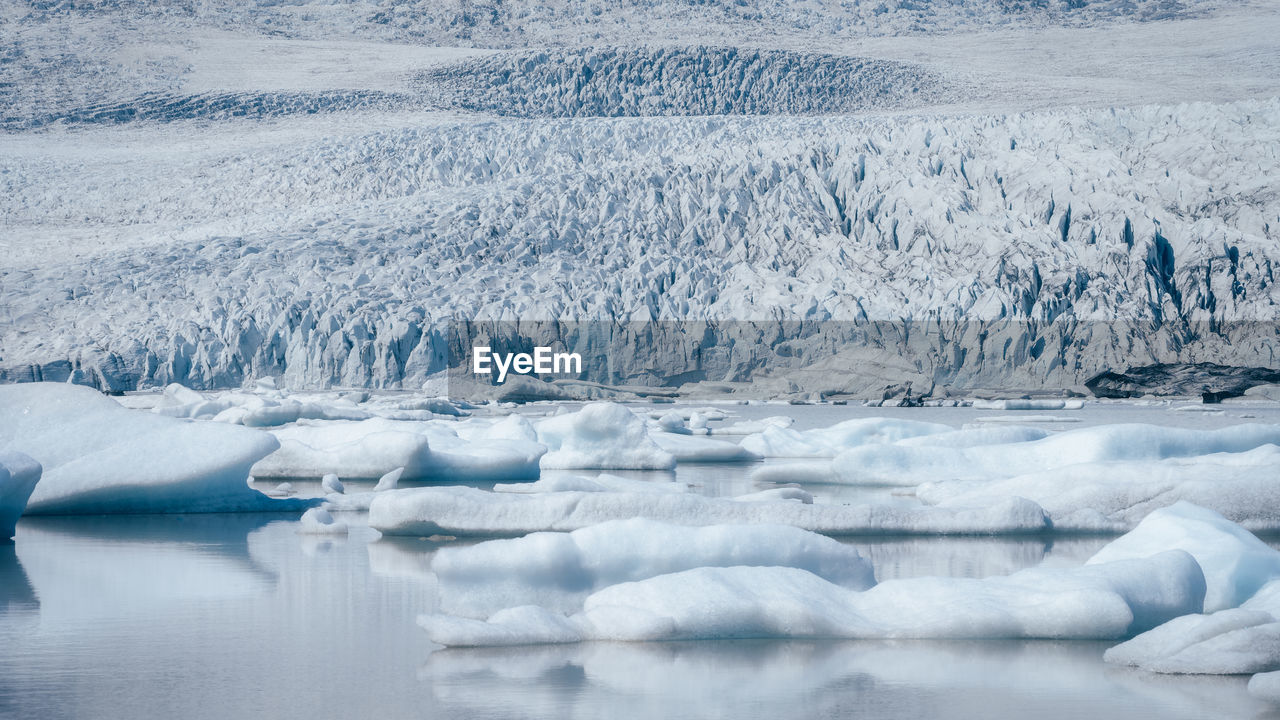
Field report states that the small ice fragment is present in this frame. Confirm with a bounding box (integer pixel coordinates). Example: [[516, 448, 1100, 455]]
[[375, 467, 405, 491]]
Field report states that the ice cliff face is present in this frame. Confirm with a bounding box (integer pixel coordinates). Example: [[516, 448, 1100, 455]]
[[3, 99, 1278, 393], [1, 2, 1278, 394]]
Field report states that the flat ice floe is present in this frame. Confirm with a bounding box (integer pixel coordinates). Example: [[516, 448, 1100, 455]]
[[0, 383, 308, 514], [828, 423, 1280, 485], [367, 484, 1050, 536], [419, 551, 1203, 646], [432, 518, 875, 616], [917, 445, 1280, 532], [249, 417, 545, 481], [0, 452, 41, 539], [740, 418, 955, 458], [416, 501, 1280, 648]]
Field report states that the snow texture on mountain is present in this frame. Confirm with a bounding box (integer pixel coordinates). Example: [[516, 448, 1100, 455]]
[[2, 0, 1280, 394]]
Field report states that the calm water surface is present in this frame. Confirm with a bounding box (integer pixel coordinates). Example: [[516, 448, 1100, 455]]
[[4, 403, 1280, 719]]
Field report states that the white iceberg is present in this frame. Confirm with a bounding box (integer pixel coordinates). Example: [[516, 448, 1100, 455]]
[[918, 445, 1280, 532], [1092, 506, 1280, 675], [832, 423, 1280, 485], [1, 452, 41, 539], [1086, 502, 1280, 612], [493, 473, 688, 495], [740, 418, 954, 458], [367, 484, 1050, 536], [1250, 671, 1280, 702], [320, 473, 344, 494], [1104, 608, 1280, 674], [419, 550, 1204, 646], [432, 518, 876, 616], [297, 507, 348, 535], [0, 383, 304, 514], [649, 432, 760, 463], [250, 417, 544, 481], [535, 403, 676, 470]]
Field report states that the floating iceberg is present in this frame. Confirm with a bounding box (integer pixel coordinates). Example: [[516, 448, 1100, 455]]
[[918, 446, 1280, 532], [1098, 508, 1280, 675], [297, 508, 348, 535], [432, 518, 875, 616], [832, 423, 1280, 485], [493, 473, 688, 495], [419, 550, 1203, 646], [0, 383, 306, 514], [649, 432, 760, 463], [367, 484, 1049, 537], [740, 418, 954, 458], [1, 452, 41, 539], [1086, 503, 1280, 612], [1250, 671, 1280, 702], [535, 404, 676, 470], [250, 418, 544, 481], [1103, 608, 1280, 674]]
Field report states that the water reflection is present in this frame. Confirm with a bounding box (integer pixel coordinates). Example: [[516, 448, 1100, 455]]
[[422, 639, 1270, 720], [1, 512, 1277, 719], [0, 543, 37, 611], [15, 514, 280, 625]]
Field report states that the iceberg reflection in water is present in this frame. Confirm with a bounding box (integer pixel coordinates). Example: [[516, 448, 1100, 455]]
[[0, 510, 1273, 719]]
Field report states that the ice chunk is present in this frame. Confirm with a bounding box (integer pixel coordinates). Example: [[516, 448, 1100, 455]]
[[420, 550, 1203, 646], [918, 445, 1280, 532], [834, 422, 1280, 485], [297, 507, 348, 535], [1250, 671, 1280, 702], [480, 413, 540, 443], [368, 485, 1049, 537], [1, 452, 41, 540], [895, 425, 1051, 448], [708, 416, 793, 436], [649, 432, 760, 463], [654, 412, 686, 433], [732, 487, 813, 503], [494, 473, 688, 495], [1104, 608, 1280, 674], [536, 403, 676, 470], [432, 518, 875, 616], [0, 383, 304, 514], [740, 418, 954, 458], [250, 419, 432, 478], [1086, 502, 1280, 612], [970, 399, 1084, 410], [320, 473, 344, 494], [374, 467, 404, 491], [251, 417, 543, 481]]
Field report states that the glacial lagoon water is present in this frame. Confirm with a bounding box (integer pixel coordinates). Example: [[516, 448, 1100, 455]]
[[5, 403, 1280, 719]]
